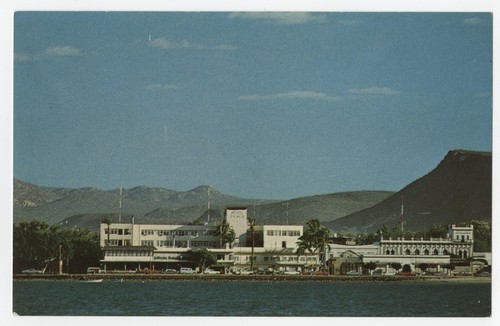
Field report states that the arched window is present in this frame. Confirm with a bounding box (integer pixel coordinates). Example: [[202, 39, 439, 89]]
[[433, 249, 439, 255], [463, 250, 468, 259], [386, 249, 390, 255], [443, 249, 449, 255], [458, 250, 463, 258], [415, 249, 420, 255], [424, 249, 429, 255], [390, 249, 395, 255], [405, 249, 411, 255]]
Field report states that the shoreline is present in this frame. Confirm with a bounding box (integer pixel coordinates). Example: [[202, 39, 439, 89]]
[[13, 273, 492, 284]]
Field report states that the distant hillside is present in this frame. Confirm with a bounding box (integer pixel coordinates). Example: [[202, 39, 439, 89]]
[[325, 150, 492, 234], [246, 191, 394, 226], [13, 179, 393, 232], [13, 180, 273, 227], [16, 149, 488, 234]]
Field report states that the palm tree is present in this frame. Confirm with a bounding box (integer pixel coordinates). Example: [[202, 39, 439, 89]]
[[101, 217, 112, 246], [214, 221, 236, 249], [248, 218, 256, 271], [296, 219, 331, 271]]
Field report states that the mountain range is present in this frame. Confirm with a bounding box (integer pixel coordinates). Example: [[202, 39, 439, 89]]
[[325, 150, 492, 234], [13, 149, 491, 234]]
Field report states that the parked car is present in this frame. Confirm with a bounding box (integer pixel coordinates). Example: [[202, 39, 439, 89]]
[[302, 271, 329, 276], [21, 268, 43, 274], [239, 270, 254, 275], [87, 267, 105, 274], [371, 269, 383, 276], [204, 269, 220, 274], [140, 268, 160, 274], [283, 271, 301, 275], [347, 270, 362, 276], [161, 269, 178, 274], [475, 271, 491, 277], [180, 267, 197, 274]]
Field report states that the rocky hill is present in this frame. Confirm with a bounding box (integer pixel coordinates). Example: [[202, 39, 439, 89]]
[[13, 180, 273, 227], [325, 150, 492, 234], [246, 191, 394, 226], [13, 179, 393, 232], [14, 150, 490, 234]]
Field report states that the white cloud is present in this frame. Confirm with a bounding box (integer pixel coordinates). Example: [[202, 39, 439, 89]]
[[149, 37, 238, 51], [45, 45, 81, 57], [346, 87, 402, 95], [228, 12, 327, 25], [475, 92, 491, 98], [150, 37, 205, 50], [14, 53, 36, 62], [239, 90, 338, 102], [145, 83, 179, 92], [463, 17, 485, 25]]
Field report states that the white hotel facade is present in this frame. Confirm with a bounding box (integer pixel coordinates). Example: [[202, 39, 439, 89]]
[[99, 207, 477, 274], [100, 207, 319, 273]]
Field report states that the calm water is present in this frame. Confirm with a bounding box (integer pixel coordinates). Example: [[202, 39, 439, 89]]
[[13, 280, 491, 317]]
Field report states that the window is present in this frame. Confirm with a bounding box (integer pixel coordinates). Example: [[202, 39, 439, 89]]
[[424, 249, 429, 255], [282, 241, 287, 248], [433, 249, 439, 255], [107, 239, 118, 246], [405, 249, 411, 255]]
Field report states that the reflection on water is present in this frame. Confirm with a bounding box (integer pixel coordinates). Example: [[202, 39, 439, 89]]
[[13, 280, 491, 317]]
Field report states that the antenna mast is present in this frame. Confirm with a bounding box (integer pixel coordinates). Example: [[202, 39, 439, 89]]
[[399, 195, 404, 234], [119, 186, 123, 223], [207, 185, 211, 224]]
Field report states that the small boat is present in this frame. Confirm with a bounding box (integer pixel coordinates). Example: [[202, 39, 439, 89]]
[[79, 278, 104, 283]]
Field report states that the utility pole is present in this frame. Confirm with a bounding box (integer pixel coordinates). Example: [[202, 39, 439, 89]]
[[399, 196, 405, 235], [58, 244, 63, 275], [249, 218, 256, 272], [207, 185, 211, 225], [118, 187, 123, 223]]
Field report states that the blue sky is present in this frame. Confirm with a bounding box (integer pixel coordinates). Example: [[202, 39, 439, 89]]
[[13, 12, 492, 200]]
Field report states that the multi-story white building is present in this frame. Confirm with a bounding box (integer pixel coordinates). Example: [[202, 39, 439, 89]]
[[99, 208, 314, 273], [99, 206, 477, 275]]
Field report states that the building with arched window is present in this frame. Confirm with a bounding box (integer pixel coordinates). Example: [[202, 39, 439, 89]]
[[361, 224, 474, 274]]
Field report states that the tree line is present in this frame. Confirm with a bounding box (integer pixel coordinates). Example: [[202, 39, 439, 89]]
[[13, 221, 101, 274], [13, 218, 491, 274], [353, 219, 491, 252]]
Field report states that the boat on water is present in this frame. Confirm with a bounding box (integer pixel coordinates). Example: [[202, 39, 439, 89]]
[[79, 278, 104, 283]]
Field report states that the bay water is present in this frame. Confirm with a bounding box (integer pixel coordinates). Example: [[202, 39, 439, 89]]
[[13, 280, 491, 317]]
